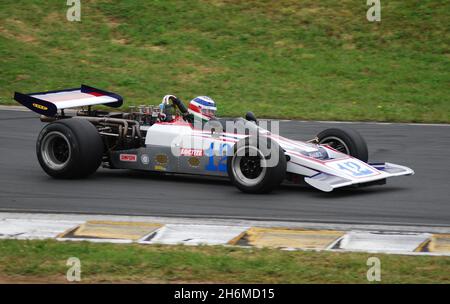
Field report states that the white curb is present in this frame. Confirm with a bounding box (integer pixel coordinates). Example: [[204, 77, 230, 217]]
[[0, 218, 83, 240], [0, 212, 448, 256], [140, 224, 249, 246], [337, 231, 431, 252]]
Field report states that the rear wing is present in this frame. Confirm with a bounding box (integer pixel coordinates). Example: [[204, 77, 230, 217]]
[[13, 85, 123, 116]]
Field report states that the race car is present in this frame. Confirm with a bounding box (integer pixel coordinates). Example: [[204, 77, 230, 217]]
[[13, 85, 414, 193]]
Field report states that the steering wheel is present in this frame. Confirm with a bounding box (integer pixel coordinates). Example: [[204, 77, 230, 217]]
[[161, 95, 192, 122]]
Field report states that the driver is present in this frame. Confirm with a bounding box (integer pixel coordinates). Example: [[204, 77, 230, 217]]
[[159, 95, 217, 124]]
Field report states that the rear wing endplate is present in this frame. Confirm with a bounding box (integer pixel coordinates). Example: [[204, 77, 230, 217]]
[[13, 85, 123, 116]]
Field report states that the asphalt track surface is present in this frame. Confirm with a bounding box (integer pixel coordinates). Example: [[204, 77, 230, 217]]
[[0, 110, 449, 227]]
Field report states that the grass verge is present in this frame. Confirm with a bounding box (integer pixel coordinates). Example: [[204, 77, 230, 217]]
[[0, 239, 449, 283], [0, 1, 449, 123]]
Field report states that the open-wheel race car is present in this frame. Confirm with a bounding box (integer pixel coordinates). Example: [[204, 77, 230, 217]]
[[14, 85, 414, 193]]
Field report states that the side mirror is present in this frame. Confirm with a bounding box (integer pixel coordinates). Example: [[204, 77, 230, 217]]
[[245, 111, 257, 123]]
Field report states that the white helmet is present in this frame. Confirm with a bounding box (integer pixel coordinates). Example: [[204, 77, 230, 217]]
[[188, 96, 217, 122]]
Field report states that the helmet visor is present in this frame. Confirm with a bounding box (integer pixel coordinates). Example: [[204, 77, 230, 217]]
[[201, 108, 216, 118]]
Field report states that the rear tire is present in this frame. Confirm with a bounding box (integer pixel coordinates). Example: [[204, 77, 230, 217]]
[[36, 118, 104, 178], [227, 137, 286, 194], [317, 127, 368, 162]]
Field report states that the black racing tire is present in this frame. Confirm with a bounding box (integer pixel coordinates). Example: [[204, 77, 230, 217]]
[[317, 127, 368, 162], [227, 136, 287, 194], [36, 118, 104, 179]]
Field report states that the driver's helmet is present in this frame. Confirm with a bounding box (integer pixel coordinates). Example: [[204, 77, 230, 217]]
[[188, 96, 217, 122]]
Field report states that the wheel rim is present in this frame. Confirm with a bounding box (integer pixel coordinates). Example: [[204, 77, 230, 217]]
[[232, 146, 267, 187], [319, 136, 350, 155], [41, 131, 71, 170]]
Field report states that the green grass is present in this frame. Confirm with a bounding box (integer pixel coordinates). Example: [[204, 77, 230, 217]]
[[0, 0, 449, 122], [0, 239, 449, 283]]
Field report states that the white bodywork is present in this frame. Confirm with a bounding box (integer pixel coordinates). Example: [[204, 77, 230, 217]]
[[143, 120, 414, 192], [31, 90, 118, 109]]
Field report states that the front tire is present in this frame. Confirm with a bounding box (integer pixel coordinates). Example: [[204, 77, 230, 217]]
[[317, 127, 368, 162], [227, 137, 286, 194], [36, 118, 104, 178]]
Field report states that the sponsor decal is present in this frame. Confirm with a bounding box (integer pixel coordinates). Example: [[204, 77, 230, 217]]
[[188, 157, 200, 168], [32, 103, 48, 111], [154, 165, 166, 171], [119, 154, 137, 162], [155, 154, 168, 165], [180, 148, 204, 157], [141, 154, 149, 165]]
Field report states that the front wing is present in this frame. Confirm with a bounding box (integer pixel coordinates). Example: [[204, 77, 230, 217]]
[[304, 162, 414, 192]]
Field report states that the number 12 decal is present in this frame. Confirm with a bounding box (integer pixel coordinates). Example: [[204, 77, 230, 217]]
[[205, 142, 232, 172], [337, 161, 373, 177]]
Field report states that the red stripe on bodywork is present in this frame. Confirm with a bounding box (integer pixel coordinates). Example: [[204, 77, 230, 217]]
[[88, 91, 104, 97]]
